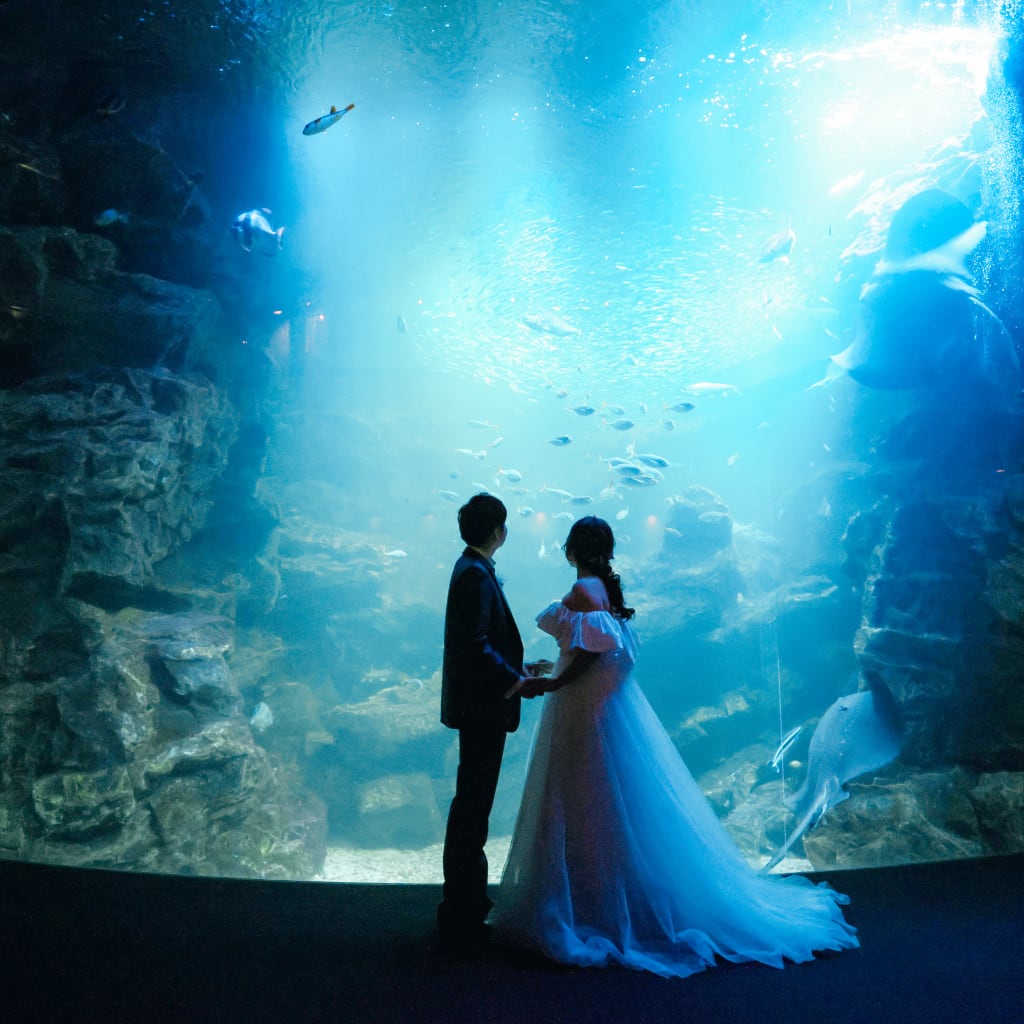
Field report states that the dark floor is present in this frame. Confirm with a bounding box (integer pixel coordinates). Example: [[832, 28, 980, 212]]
[[1, 853, 1022, 1024]]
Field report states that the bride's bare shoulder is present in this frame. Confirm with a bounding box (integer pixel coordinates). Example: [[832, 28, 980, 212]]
[[562, 577, 610, 612]]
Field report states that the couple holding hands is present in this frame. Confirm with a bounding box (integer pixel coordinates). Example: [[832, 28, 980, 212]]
[[438, 493, 857, 979]]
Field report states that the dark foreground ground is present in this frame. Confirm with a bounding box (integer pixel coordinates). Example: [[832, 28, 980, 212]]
[[1, 853, 1021, 1024]]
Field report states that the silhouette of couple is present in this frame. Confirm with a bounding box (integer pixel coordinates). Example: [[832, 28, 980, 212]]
[[439, 493, 857, 978]]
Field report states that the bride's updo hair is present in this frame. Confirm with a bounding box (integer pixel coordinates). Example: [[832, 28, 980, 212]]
[[564, 516, 635, 620]]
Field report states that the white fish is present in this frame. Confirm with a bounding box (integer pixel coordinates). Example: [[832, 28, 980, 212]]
[[468, 419, 500, 430], [383, 549, 408, 558], [523, 310, 581, 336], [518, 506, 534, 517], [250, 702, 274, 733], [232, 208, 284, 256], [437, 490, 460, 502], [498, 468, 523, 483], [769, 726, 803, 771], [760, 224, 796, 263], [684, 381, 740, 397], [553, 511, 575, 521], [615, 508, 630, 521], [541, 486, 575, 501], [538, 541, 547, 558]]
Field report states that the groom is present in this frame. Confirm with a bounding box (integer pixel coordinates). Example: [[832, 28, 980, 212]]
[[438, 493, 534, 943]]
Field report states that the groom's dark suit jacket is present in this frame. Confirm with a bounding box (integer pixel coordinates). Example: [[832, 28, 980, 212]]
[[441, 547, 524, 733]]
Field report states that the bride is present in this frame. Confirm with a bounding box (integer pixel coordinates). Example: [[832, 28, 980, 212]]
[[491, 516, 858, 978]]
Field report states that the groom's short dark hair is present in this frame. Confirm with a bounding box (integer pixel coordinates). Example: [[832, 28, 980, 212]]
[[458, 493, 507, 546]]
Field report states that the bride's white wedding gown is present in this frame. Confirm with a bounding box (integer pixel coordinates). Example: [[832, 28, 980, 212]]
[[491, 585, 859, 979]]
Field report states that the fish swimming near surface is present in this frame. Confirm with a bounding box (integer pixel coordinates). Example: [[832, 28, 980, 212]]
[[303, 103, 355, 136], [232, 209, 284, 256], [761, 682, 903, 873], [760, 223, 796, 263], [683, 382, 740, 397], [523, 310, 581, 336], [829, 188, 1017, 390]]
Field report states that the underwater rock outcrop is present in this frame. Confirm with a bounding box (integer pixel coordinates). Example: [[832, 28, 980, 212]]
[[0, 369, 326, 877]]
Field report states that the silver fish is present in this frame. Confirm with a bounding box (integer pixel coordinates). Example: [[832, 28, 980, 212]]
[[232, 208, 284, 256], [302, 102, 355, 136], [769, 725, 803, 771]]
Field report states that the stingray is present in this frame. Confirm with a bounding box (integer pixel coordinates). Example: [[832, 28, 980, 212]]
[[760, 679, 903, 873], [828, 189, 1017, 390]]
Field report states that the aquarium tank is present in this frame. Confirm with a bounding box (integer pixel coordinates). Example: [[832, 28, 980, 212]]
[[0, 0, 1021, 882]]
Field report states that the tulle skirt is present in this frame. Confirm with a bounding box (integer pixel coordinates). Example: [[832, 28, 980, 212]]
[[491, 670, 859, 979]]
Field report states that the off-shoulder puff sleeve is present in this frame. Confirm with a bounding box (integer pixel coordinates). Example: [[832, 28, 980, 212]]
[[536, 600, 637, 658]]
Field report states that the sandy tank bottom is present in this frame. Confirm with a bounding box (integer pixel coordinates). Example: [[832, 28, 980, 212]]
[[318, 837, 513, 884]]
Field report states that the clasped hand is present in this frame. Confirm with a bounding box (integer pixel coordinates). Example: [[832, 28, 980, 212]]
[[519, 659, 555, 698]]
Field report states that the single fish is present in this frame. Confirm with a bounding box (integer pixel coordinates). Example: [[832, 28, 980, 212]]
[[396, 314, 407, 333], [760, 224, 796, 263], [549, 435, 573, 446], [761, 685, 902, 873], [633, 453, 670, 468], [302, 102, 355, 136], [250, 702, 274, 733], [553, 511, 575, 521], [468, 419, 500, 429], [518, 506, 534, 517], [232, 209, 284, 256], [541, 486, 575, 501], [573, 404, 596, 416], [683, 382, 740, 397], [568, 495, 594, 506], [94, 208, 129, 227], [604, 418, 635, 431], [769, 725, 803, 771], [615, 508, 630, 521], [666, 401, 696, 413], [523, 310, 581, 336], [498, 468, 523, 483], [830, 191, 1015, 390]]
